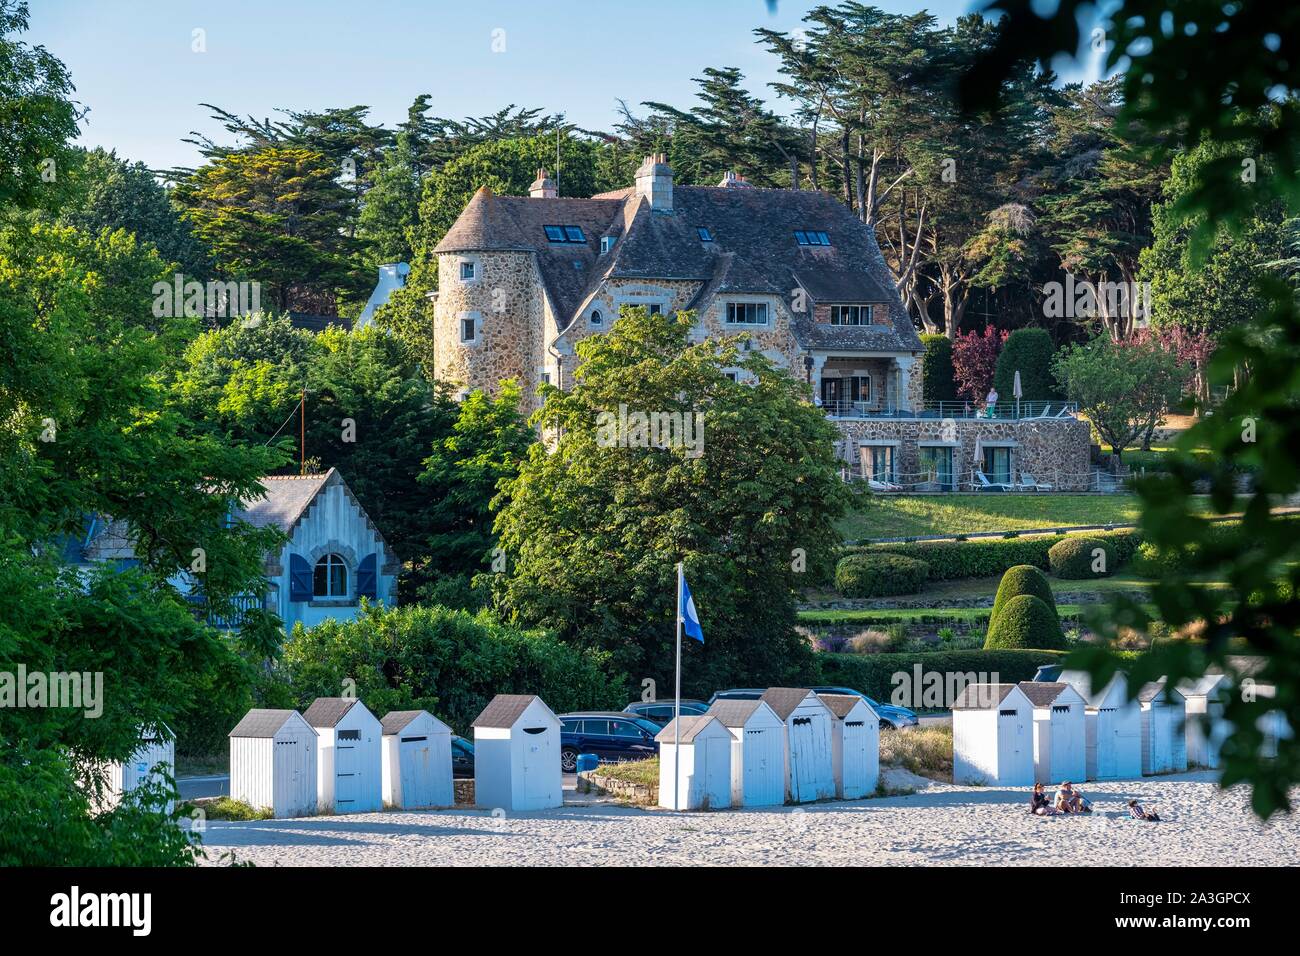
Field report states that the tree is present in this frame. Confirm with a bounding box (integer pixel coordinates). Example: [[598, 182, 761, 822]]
[[1053, 335, 1186, 463], [60, 147, 212, 278], [951, 324, 1006, 402], [993, 328, 1058, 402], [357, 130, 422, 266], [0, 2, 82, 210], [0, 218, 283, 864], [173, 147, 366, 313], [919, 333, 957, 403], [491, 308, 847, 695], [418, 380, 535, 582]]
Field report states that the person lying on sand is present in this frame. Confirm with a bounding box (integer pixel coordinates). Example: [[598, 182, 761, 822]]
[[1128, 799, 1160, 821]]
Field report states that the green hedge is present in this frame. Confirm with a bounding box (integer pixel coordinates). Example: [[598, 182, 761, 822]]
[[921, 333, 957, 403], [985, 594, 1068, 650], [991, 564, 1058, 622], [817, 648, 1070, 703], [994, 328, 1058, 401], [1049, 536, 1117, 579], [849, 528, 1144, 581], [834, 552, 930, 597]]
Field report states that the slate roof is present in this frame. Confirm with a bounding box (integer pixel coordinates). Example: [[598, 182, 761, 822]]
[[760, 687, 815, 721], [1017, 681, 1077, 708], [380, 710, 427, 736], [472, 694, 543, 729], [303, 697, 360, 728], [435, 178, 921, 354], [233, 470, 334, 534], [229, 709, 308, 738], [952, 683, 1022, 710], [655, 714, 722, 743]]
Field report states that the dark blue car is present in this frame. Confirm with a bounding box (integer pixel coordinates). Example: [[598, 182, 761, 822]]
[[622, 699, 709, 726], [559, 712, 661, 772]]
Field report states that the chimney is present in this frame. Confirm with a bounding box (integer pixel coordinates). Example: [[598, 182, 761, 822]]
[[635, 153, 673, 212], [529, 168, 557, 199], [718, 170, 752, 189]]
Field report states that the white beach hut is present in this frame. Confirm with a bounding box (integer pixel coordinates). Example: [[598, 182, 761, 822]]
[[304, 697, 383, 813], [471, 694, 563, 811], [760, 688, 836, 803], [656, 715, 733, 810], [1059, 669, 1142, 781], [706, 699, 786, 807], [1139, 679, 1188, 774], [820, 694, 880, 799], [951, 683, 1035, 786], [1178, 673, 1232, 768], [380, 710, 454, 809], [95, 723, 176, 813], [228, 709, 318, 818], [1019, 681, 1087, 784]]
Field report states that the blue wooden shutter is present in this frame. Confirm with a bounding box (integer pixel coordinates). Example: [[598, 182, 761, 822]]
[[357, 553, 378, 600], [289, 554, 313, 602]]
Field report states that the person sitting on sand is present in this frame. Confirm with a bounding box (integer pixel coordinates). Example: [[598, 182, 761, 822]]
[[1030, 783, 1056, 815], [1056, 781, 1092, 814], [1128, 799, 1160, 821]]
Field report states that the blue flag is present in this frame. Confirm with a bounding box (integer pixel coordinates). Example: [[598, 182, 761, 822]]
[[681, 575, 704, 643]]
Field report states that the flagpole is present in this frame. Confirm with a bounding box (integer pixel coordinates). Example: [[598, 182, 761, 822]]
[[673, 560, 683, 811]]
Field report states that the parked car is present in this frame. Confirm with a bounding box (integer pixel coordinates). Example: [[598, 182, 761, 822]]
[[622, 699, 709, 726], [1032, 664, 1063, 682], [451, 734, 474, 778], [558, 712, 661, 772], [706, 688, 766, 705], [810, 686, 920, 730]]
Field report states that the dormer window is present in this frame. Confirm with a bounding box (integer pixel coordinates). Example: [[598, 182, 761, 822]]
[[795, 230, 831, 246], [830, 304, 874, 326], [601, 236, 616, 254], [545, 225, 586, 243], [725, 302, 769, 326], [698, 227, 714, 242]]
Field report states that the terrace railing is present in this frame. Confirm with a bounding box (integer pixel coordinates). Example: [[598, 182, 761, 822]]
[[823, 400, 1078, 421]]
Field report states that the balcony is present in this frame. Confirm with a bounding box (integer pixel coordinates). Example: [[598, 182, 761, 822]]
[[821, 400, 1079, 421]]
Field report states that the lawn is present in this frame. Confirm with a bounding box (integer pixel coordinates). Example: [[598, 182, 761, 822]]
[[837, 493, 1224, 542]]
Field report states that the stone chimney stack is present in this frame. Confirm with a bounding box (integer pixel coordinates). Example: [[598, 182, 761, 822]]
[[718, 170, 753, 188], [635, 153, 673, 212], [529, 168, 558, 199]]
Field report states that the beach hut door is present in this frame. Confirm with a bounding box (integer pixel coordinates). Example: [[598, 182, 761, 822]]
[[400, 735, 431, 807], [335, 732, 360, 807], [791, 716, 816, 800], [1097, 708, 1118, 778], [522, 727, 551, 803]]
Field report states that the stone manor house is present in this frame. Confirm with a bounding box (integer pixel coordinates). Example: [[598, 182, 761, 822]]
[[430, 155, 1090, 490]]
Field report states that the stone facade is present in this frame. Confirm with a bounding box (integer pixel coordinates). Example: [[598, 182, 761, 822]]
[[833, 416, 1093, 491]]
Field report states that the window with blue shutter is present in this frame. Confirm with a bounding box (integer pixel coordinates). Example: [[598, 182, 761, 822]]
[[356, 552, 378, 600], [289, 554, 313, 602]]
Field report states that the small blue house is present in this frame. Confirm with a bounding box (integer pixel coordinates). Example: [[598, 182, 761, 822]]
[[70, 468, 398, 632]]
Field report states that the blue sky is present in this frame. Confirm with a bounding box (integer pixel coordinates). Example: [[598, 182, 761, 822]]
[[29, 0, 1104, 171]]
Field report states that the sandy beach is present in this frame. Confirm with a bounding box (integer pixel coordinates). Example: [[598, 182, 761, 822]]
[[194, 770, 1300, 867]]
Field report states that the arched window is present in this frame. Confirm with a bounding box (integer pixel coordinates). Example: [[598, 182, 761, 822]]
[[590, 309, 602, 326], [313, 553, 348, 598]]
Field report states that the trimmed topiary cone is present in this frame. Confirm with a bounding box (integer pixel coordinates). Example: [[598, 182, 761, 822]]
[[990, 564, 1059, 624], [983, 594, 1068, 650]]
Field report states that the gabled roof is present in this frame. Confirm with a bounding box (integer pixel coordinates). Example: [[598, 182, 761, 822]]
[[707, 698, 769, 728], [1017, 681, 1080, 708], [1138, 679, 1186, 705], [303, 697, 361, 728], [472, 694, 545, 729], [1177, 673, 1231, 698], [819, 693, 876, 720], [233, 470, 334, 535], [1058, 669, 1127, 708], [229, 709, 311, 738], [380, 710, 428, 736], [655, 714, 722, 743], [952, 683, 1024, 710], [760, 687, 816, 721]]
